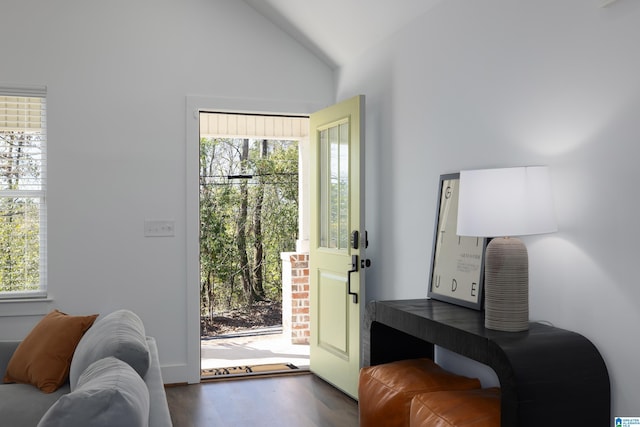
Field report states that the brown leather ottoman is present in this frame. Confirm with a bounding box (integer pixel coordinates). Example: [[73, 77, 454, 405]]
[[409, 387, 501, 427], [358, 359, 481, 427]]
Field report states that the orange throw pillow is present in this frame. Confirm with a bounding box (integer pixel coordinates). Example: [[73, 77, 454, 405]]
[[3, 309, 98, 393]]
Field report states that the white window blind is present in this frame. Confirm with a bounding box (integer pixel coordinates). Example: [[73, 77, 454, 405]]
[[0, 85, 47, 298]]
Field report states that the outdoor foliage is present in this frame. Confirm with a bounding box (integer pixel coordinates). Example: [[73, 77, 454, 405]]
[[199, 137, 298, 316], [0, 131, 42, 292]]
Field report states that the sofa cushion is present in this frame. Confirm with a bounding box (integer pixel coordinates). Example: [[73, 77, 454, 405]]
[[0, 383, 69, 427], [38, 357, 150, 427], [69, 309, 150, 390], [3, 310, 98, 393]]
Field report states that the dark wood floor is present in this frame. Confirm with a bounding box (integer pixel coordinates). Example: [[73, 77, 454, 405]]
[[165, 372, 359, 427]]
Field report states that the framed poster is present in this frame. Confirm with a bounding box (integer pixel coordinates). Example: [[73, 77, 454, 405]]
[[427, 173, 486, 310]]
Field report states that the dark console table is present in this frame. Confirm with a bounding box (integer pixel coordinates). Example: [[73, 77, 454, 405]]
[[363, 299, 610, 427]]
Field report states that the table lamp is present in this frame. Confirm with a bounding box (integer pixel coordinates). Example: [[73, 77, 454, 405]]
[[457, 166, 557, 332]]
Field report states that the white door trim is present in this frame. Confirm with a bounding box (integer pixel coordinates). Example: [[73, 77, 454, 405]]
[[185, 95, 326, 384]]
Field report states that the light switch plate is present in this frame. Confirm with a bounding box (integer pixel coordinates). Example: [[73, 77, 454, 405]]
[[144, 220, 175, 237]]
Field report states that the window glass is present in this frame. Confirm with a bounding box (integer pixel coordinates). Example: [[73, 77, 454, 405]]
[[0, 89, 47, 298], [318, 120, 349, 250]]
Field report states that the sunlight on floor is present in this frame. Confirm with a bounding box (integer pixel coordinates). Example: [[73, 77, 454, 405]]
[[201, 332, 310, 370]]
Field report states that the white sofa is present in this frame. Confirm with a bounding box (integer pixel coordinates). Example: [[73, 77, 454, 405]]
[[0, 309, 172, 427]]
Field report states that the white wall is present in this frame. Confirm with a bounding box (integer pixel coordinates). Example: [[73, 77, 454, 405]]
[[337, 0, 640, 418], [0, 0, 333, 383], [3, 0, 638, 416]]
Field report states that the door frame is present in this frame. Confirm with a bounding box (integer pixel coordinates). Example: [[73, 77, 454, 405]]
[[185, 96, 326, 384]]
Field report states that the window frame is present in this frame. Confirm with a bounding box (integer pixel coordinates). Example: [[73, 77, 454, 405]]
[[0, 85, 47, 299]]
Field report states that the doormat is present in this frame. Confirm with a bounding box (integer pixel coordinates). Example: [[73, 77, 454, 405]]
[[201, 363, 299, 378]]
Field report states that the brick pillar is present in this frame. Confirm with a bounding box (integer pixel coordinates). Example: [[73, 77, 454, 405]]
[[281, 252, 310, 344]]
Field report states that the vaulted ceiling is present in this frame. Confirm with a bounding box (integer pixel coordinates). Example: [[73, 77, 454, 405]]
[[243, 0, 444, 69]]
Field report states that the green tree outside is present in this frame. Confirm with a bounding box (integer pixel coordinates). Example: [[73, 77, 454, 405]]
[[0, 130, 42, 293], [199, 137, 298, 317]]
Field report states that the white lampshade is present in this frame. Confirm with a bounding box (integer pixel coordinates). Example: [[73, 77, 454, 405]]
[[457, 166, 557, 238]]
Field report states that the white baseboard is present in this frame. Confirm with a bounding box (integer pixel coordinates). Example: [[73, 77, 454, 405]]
[[161, 364, 190, 385]]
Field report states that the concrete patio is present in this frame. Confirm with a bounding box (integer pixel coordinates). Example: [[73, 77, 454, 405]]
[[201, 329, 310, 372]]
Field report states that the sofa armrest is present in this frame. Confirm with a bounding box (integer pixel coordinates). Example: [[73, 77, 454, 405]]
[[0, 341, 20, 375], [145, 337, 173, 427]]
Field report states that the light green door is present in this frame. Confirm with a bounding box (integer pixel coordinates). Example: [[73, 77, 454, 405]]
[[309, 95, 365, 399]]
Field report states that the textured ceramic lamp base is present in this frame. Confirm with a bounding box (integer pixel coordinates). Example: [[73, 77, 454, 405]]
[[484, 237, 529, 332]]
